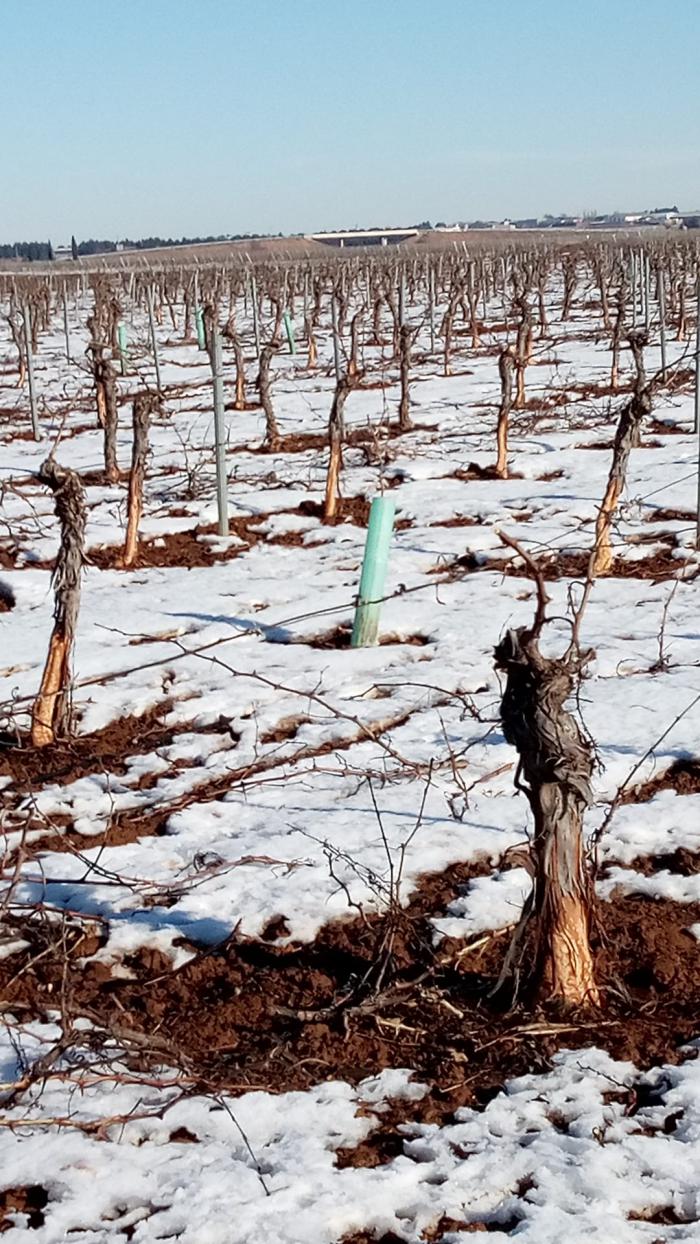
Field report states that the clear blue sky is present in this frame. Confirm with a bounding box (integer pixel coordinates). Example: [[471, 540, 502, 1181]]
[[2, 0, 698, 242]]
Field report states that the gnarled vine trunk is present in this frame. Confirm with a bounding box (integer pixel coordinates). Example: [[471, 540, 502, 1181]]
[[398, 323, 414, 431], [31, 459, 86, 747], [495, 345, 515, 478], [494, 622, 599, 1008], [593, 332, 651, 575], [123, 393, 158, 568], [257, 344, 280, 451], [323, 374, 357, 521]]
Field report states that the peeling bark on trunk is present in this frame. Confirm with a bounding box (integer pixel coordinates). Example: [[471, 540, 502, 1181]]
[[99, 356, 119, 482], [595, 258, 612, 332], [323, 375, 356, 521], [676, 278, 687, 341], [562, 257, 577, 320], [537, 277, 549, 339], [271, 299, 284, 345], [398, 324, 414, 431], [495, 345, 515, 478], [514, 297, 532, 410], [494, 621, 599, 1009], [349, 311, 363, 377], [31, 459, 86, 747], [305, 315, 318, 369], [370, 293, 383, 346], [593, 332, 652, 576], [385, 288, 400, 358], [88, 316, 117, 468], [223, 323, 246, 410], [628, 332, 647, 442], [123, 394, 158, 568], [442, 292, 458, 377], [258, 344, 280, 451], [610, 280, 627, 392], [183, 288, 193, 340], [466, 263, 481, 348], [7, 309, 27, 387]]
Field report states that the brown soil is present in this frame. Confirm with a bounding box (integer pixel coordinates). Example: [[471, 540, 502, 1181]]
[[0, 580, 15, 610], [16, 707, 415, 854], [648, 417, 687, 435], [606, 847, 700, 879], [0, 702, 182, 790], [291, 626, 430, 650], [570, 380, 634, 401], [663, 367, 696, 393], [0, 705, 241, 847], [259, 714, 311, 745], [342, 1216, 515, 1240], [0, 1184, 48, 1231], [428, 552, 483, 581], [85, 497, 413, 571], [621, 758, 700, 804], [79, 467, 121, 487], [253, 430, 327, 453], [644, 507, 695, 523], [247, 422, 425, 456], [87, 515, 311, 571], [430, 515, 480, 528], [451, 465, 524, 483], [1, 869, 699, 1133], [504, 547, 693, 584], [575, 439, 663, 450], [82, 494, 415, 570], [297, 497, 372, 527]]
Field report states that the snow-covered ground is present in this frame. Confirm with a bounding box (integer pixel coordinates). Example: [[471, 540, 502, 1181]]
[[1, 264, 700, 1239]]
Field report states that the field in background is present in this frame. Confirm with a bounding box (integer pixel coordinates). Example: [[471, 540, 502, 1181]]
[[1, 239, 700, 1241]]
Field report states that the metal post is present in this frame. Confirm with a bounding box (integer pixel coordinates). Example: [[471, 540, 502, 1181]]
[[331, 296, 342, 380], [146, 286, 162, 394], [428, 267, 436, 355], [209, 322, 229, 537], [62, 288, 71, 362], [350, 496, 396, 648], [694, 273, 700, 547], [21, 304, 40, 441], [644, 252, 651, 333], [195, 306, 206, 350], [283, 310, 296, 355], [398, 269, 406, 328], [251, 275, 260, 358], [193, 272, 200, 329], [694, 274, 700, 436], [630, 252, 637, 328], [658, 265, 667, 381], [117, 322, 128, 375]]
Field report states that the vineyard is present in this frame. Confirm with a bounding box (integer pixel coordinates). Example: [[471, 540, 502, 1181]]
[[2, 236, 700, 1241]]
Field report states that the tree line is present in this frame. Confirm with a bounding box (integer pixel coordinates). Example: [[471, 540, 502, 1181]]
[[0, 232, 288, 261]]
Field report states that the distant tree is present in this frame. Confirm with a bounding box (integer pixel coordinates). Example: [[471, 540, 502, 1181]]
[[48, 240, 54, 261], [71, 235, 79, 261]]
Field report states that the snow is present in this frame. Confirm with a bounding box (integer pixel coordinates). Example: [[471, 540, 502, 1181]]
[[2, 267, 700, 1239], [2, 1018, 700, 1242]]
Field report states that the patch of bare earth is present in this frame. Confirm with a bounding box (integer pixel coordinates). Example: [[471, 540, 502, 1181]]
[[1, 860, 699, 1153]]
